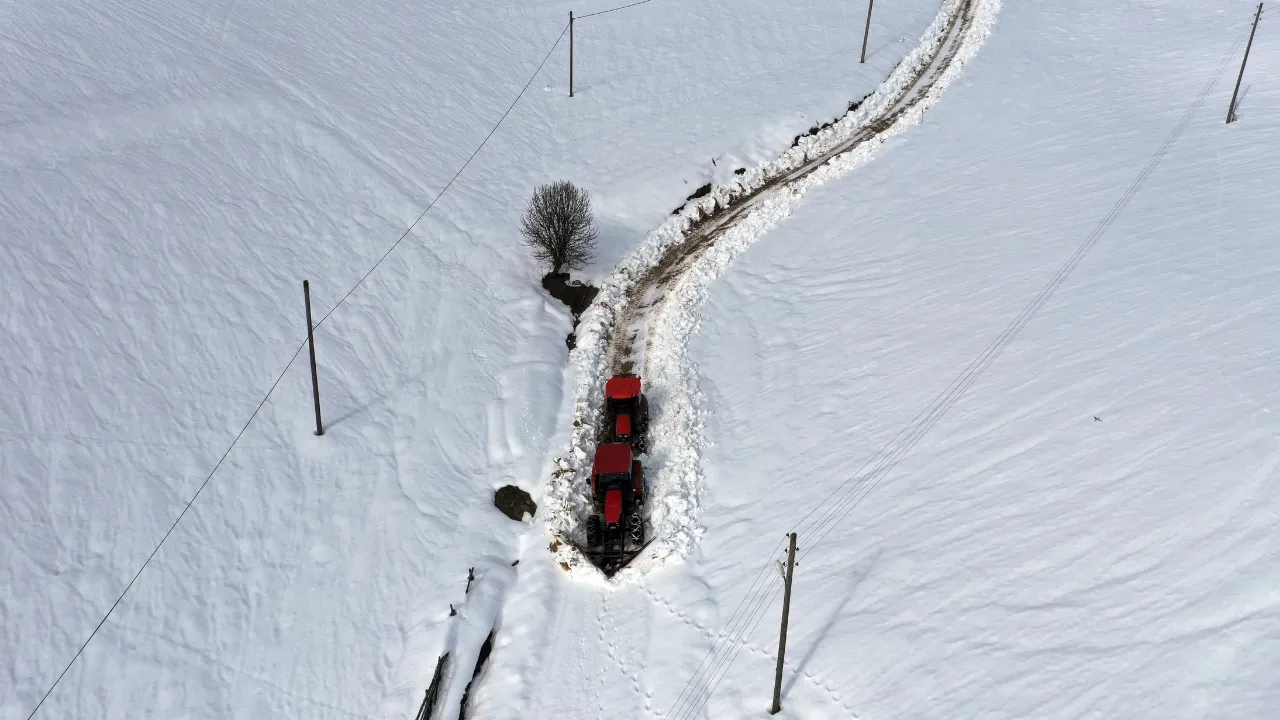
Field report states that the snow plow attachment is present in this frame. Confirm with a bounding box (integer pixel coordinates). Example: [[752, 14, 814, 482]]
[[559, 533, 653, 578]]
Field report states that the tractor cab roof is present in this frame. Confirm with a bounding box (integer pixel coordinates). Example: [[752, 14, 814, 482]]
[[605, 375, 642, 401], [592, 443, 633, 476]]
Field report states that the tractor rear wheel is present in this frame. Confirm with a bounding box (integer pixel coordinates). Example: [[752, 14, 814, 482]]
[[586, 515, 603, 548], [637, 397, 650, 453]]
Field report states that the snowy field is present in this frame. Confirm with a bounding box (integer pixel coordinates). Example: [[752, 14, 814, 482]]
[[3, 0, 941, 718], [678, 1, 1280, 718], [4, 0, 1278, 718]]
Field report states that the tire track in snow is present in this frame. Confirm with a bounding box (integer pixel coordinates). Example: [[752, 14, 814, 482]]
[[546, 0, 1001, 579]]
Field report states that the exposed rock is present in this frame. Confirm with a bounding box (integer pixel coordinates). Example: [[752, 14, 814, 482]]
[[494, 485, 537, 522], [542, 272, 598, 318], [685, 182, 712, 202]]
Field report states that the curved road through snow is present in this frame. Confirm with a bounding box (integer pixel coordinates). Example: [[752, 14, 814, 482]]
[[496, 1, 998, 712], [607, 0, 978, 377], [507, 1, 998, 716], [543, 0, 997, 580]]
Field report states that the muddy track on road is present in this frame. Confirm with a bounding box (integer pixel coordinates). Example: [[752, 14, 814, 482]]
[[608, 0, 977, 376]]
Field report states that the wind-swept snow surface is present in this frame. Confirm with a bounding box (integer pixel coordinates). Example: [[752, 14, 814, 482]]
[[8, 0, 1277, 717], [679, 1, 1280, 718], [3, 0, 945, 718]]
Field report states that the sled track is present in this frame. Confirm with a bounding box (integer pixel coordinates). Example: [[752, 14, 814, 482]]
[[608, 0, 978, 375]]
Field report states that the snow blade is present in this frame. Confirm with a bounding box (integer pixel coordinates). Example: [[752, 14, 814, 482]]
[[560, 533, 654, 578]]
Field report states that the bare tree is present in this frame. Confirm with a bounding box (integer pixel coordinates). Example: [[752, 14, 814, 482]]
[[520, 181, 598, 274]]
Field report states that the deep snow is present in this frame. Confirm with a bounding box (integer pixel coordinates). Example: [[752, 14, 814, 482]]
[[5, 0, 1278, 718], [677, 1, 1280, 717], [3, 0, 942, 718]]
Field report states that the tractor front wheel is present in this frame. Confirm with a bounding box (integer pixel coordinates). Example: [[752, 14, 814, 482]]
[[628, 511, 645, 546], [586, 515, 603, 548]]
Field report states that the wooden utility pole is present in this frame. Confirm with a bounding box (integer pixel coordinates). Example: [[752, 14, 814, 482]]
[[860, 0, 876, 64], [302, 280, 324, 436], [770, 532, 798, 715], [569, 11, 575, 97], [1228, 3, 1264, 123]]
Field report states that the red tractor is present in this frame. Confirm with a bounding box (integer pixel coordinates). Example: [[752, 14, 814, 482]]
[[585, 442, 646, 573], [602, 375, 649, 453]]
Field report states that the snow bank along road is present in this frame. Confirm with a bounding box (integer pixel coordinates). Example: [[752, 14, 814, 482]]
[[507, 1, 1000, 716], [546, 0, 998, 576], [606, 0, 977, 378]]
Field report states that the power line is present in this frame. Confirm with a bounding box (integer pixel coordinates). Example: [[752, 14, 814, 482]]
[[21, 339, 309, 720], [662, 550, 784, 718], [578, 0, 657, 20], [662, 18, 1256, 720], [666, 567, 784, 720], [796, 14, 1252, 560], [316, 22, 570, 327], [678, 582, 784, 720], [21, 22, 571, 720]]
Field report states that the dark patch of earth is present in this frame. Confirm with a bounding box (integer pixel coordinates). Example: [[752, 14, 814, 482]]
[[458, 630, 496, 720], [542, 271, 599, 350], [494, 485, 537, 522]]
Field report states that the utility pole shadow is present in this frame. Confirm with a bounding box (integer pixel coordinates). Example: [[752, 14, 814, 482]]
[[783, 555, 877, 695]]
